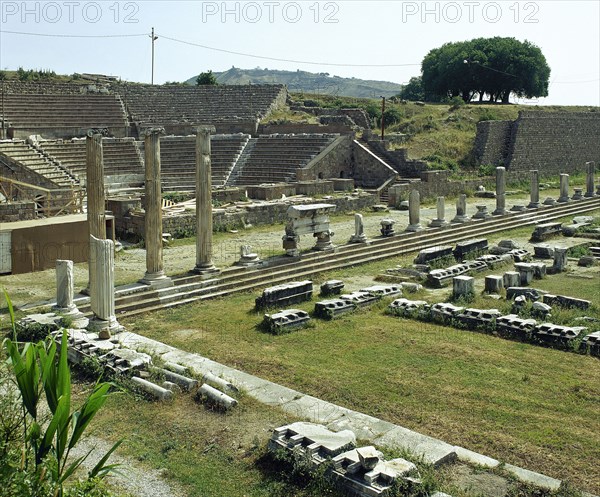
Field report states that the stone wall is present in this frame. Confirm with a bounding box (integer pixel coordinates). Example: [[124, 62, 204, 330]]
[[351, 140, 397, 188], [388, 178, 493, 205], [475, 111, 600, 177], [474, 120, 512, 167], [0, 201, 36, 222], [296, 135, 353, 181], [257, 123, 354, 135], [117, 194, 377, 239]]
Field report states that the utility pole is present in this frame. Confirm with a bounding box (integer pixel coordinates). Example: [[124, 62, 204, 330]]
[[150, 27, 158, 85], [380, 96, 386, 141]]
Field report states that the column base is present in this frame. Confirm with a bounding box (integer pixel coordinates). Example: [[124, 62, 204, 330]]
[[451, 215, 471, 223], [527, 202, 541, 209], [557, 197, 570, 203], [53, 306, 89, 330], [192, 264, 220, 278], [492, 209, 507, 216], [313, 243, 335, 252], [405, 224, 424, 232], [429, 219, 449, 228], [140, 272, 174, 289], [349, 234, 369, 244], [584, 192, 596, 198], [87, 315, 123, 339]]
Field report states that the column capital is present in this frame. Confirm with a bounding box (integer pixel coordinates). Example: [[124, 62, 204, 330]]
[[143, 127, 166, 137], [195, 125, 216, 136]]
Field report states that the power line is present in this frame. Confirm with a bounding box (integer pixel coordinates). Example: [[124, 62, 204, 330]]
[[1, 30, 148, 38], [157, 33, 420, 68]]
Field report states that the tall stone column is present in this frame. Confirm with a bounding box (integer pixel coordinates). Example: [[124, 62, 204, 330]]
[[406, 190, 423, 232], [88, 235, 121, 338], [140, 128, 172, 288], [86, 132, 106, 240], [452, 194, 470, 223], [558, 173, 570, 202], [429, 196, 449, 228], [528, 169, 541, 209], [193, 126, 219, 276], [493, 166, 507, 215], [585, 161, 596, 197]]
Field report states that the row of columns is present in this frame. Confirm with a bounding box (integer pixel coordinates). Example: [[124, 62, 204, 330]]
[[82, 127, 219, 338]]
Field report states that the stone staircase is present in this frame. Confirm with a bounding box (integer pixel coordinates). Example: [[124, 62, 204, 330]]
[[224, 137, 257, 187], [0, 140, 78, 188]]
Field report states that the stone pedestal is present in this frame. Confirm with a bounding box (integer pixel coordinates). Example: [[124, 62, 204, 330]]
[[53, 259, 88, 329], [140, 127, 173, 288], [453, 275, 475, 299], [193, 126, 220, 276], [552, 247, 568, 272], [473, 205, 491, 220], [558, 174, 570, 203], [572, 188, 584, 200], [283, 235, 300, 257], [503, 271, 520, 288], [380, 219, 396, 237], [314, 230, 335, 251], [235, 245, 262, 267], [585, 162, 595, 197], [350, 213, 368, 243], [429, 196, 449, 228], [452, 194, 470, 223], [406, 190, 424, 232], [528, 169, 541, 208], [543, 197, 557, 206], [484, 275, 503, 294], [87, 235, 121, 338], [493, 167, 507, 215]]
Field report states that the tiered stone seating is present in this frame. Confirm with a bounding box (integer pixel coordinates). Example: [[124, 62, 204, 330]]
[[38, 138, 143, 182], [2, 93, 129, 137], [159, 134, 250, 191], [233, 134, 337, 186], [0, 140, 76, 188], [117, 84, 285, 127]]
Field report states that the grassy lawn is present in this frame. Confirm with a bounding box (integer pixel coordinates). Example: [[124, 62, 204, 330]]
[[122, 266, 600, 494]]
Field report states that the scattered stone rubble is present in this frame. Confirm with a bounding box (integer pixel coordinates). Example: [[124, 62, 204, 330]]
[[255, 280, 313, 309]]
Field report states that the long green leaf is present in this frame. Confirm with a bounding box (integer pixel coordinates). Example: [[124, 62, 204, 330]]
[[38, 394, 70, 465], [68, 383, 111, 450], [6, 339, 39, 419], [58, 450, 92, 484], [88, 439, 123, 479], [3, 288, 16, 340], [39, 339, 59, 414]]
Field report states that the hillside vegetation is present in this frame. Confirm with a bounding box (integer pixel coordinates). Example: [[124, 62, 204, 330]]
[[282, 92, 598, 171]]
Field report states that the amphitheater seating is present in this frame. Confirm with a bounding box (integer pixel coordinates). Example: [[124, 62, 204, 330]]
[[232, 134, 337, 186], [118, 84, 285, 128], [0, 140, 77, 188], [159, 134, 250, 191], [38, 138, 144, 184], [1, 92, 129, 138]]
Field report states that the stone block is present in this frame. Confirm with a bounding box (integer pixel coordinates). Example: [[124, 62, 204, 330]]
[[533, 245, 554, 259], [263, 309, 310, 334], [542, 294, 591, 310], [414, 245, 453, 265], [360, 284, 402, 298], [388, 298, 429, 318], [495, 314, 537, 341], [452, 275, 474, 299], [484, 275, 503, 294], [503, 271, 520, 288], [453, 239, 488, 260], [320, 280, 345, 296], [314, 299, 356, 319], [255, 280, 313, 309]]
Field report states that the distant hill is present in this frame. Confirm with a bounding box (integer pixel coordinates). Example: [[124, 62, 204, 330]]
[[185, 68, 403, 98]]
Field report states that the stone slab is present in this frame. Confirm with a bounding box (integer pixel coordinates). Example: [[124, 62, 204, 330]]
[[374, 426, 457, 467], [282, 395, 352, 424], [250, 383, 302, 407], [327, 410, 397, 441], [454, 446, 500, 468], [503, 464, 561, 491]]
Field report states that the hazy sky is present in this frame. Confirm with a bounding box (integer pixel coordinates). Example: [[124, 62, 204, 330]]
[[1, 1, 598, 105]]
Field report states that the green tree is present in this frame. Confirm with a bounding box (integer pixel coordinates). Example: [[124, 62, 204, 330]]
[[398, 76, 425, 101], [196, 70, 218, 86], [421, 37, 550, 103]]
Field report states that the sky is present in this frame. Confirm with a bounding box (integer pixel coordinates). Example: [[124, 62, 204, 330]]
[[0, 0, 599, 105]]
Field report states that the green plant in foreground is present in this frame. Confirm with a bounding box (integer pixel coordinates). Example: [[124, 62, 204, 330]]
[[1, 290, 122, 497]]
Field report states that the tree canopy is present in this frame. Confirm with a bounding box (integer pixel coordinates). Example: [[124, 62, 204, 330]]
[[421, 37, 550, 103], [196, 70, 218, 86]]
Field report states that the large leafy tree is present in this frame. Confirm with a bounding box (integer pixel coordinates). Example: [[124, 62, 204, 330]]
[[196, 70, 218, 86], [421, 37, 550, 103]]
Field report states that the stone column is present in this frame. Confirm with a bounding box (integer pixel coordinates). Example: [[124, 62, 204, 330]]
[[558, 173, 570, 202], [193, 126, 219, 276], [429, 196, 449, 228], [528, 169, 541, 209], [452, 194, 470, 223], [585, 162, 596, 197], [54, 259, 88, 329], [88, 235, 121, 338], [140, 128, 172, 288], [406, 190, 423, 232], [350, 213, 368, 243], [86, 132, 106, 240], [493, 166, 507, 215]]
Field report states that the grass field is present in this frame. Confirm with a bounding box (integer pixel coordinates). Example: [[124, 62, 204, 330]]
[[120, 262, 600, 494]]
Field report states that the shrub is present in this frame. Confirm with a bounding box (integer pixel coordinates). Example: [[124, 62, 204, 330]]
[[448, 96, 465, 111]]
